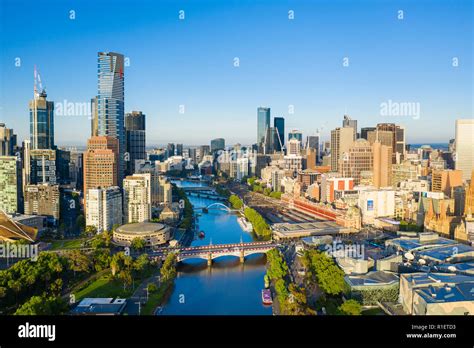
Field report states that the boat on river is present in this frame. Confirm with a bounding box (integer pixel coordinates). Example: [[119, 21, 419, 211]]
[[262, 289, 273, 305]]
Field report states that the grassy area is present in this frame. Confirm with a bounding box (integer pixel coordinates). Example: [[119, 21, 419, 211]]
[[141, 281, 173, 315], [50, 239, 87, 250], [74, 273, 133, 300]]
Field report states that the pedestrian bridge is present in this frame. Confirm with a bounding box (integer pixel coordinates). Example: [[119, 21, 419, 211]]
[[195, 203, 236, 212], [152, 241, 277, 265]]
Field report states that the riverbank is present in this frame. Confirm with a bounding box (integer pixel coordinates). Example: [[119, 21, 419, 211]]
[[160, 180, 271, 315]]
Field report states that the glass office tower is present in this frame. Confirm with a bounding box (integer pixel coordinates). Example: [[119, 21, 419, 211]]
[[257, 107, 270, 153], [97, 52, 125, 184]]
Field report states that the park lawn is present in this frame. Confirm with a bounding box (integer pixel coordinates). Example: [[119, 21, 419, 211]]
[[50, 239, 86, 250], [141, 281, 173, 315], [74, 274, 133, 300]]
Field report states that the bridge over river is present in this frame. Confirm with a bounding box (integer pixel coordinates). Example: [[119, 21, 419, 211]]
[[151, 241, 278, 266]]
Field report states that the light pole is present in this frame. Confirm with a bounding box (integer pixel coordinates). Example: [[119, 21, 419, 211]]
[[136, 300, 141, 316]]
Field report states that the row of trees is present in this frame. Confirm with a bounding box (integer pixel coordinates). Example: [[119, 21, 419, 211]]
[[266, 249, 314, 315], [246, 177, 281, 199], [244, 207, 271, 237], [229, 195, 243, 209], [173, 184, 194, 230], [302, 250, 361, 315]]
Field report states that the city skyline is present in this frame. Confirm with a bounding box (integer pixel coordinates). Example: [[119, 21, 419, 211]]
[[1, 0, 472, 146]]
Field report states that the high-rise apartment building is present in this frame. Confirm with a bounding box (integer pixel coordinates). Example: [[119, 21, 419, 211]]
[[330, 126, 354, 173], [123, 173, 151, 223], [24, 183, 60, 222], [0, 156, 22, 213], [97, 52, 125, 183], [125, 111, 146, 174], [455, 119, 474, 181], [85, 186, 122, 233], [30, 149, 57, 184]]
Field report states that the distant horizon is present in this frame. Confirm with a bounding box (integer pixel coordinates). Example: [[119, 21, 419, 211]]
[[1, 0, 472, 146]]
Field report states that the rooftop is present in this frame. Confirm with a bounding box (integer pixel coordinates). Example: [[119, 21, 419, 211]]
[[345, 271, 399, 288], [416, 282, 474, 304], [116, 222, 168, 234]]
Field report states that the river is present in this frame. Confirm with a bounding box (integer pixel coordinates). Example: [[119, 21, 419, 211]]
[[159, 180, 272, 315]]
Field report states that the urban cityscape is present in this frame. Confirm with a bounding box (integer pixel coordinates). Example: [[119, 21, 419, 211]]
[[0, 0, 473, 328]]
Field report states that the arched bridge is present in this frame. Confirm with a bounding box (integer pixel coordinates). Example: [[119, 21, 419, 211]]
[[151, 241, 278, 266], [195, 202, 235, 211]]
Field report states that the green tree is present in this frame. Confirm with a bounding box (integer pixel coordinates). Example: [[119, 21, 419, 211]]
[[131, 237, 146, 251], [133, 254, 149, 273], [339, 299, 362, 315], [66, 250, 90, 277], [160, 253, 177, 283]]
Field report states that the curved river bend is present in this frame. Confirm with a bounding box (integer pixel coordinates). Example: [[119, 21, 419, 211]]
[[160, 181, 272, 315]]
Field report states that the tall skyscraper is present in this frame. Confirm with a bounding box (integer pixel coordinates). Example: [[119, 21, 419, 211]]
[[342, 115, 357, 140], [29, 87, 54, 150], [97, 52, 125, 183], [176, 144, 183, 156], [273, 117, 285, 152], [83, 136, 119, 209], [0, 124, 17, 156], [370, 123, 405, 164], [264, 127, 275, 154], [211, 138, 225, 153], [330, 127, 354, 172], [372, 141, 393, 188], [125, 111, 146, 174], [167, 143, 175, 158], [455, 119, 474, 181], [257, 107, 270, 153]]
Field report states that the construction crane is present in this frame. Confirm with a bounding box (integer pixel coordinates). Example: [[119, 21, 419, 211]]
[[33, 65, 44, 98]]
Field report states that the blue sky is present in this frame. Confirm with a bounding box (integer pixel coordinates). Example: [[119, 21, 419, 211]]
[[0, 0, 472, 146]]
